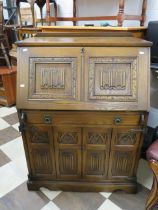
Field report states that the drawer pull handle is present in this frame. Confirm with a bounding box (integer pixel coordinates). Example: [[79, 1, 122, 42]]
[[114, 117, 122, 125], [43, 115, 52, 124], [130, 128, 146, 134]]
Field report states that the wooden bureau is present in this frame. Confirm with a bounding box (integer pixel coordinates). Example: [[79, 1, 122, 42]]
[[16, 32, 152, 192]]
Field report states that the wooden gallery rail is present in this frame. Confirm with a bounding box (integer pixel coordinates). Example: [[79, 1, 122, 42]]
[[45, 0, 148, 26]]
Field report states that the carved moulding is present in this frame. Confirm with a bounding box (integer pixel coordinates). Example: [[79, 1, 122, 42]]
[[29, 126, 49, 143], [88, 132, 107, 145], [88, 57, 138, 102], [57, 132, 78, 144], [29, 57, 77, 100], [116, 133, 137, 145]]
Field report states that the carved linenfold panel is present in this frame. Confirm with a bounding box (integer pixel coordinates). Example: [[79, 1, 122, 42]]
[[29, 57, 77, 100], [32, 149, 52, 174], [88, 57, 138, 102], [110, 151, 134, 177], [100, 68, 126, 90], [29, 126, 49, 143], [59, 150, 78, 175], [41, 67, 65, 89], [117, 133, 137, 145], [58, 132, 78, 144], [88, 133, 106, 145], [86, 151, 105, 175]]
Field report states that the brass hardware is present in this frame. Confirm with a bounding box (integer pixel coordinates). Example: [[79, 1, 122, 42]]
[[114, 117, 122, 125], [19, 112, 27, 132], [21, 112, 26, 121], [80, 47, 85, 54], [43, 115, 52, 124], [130, 128, 147, 134], [140, 114, 145, 125]]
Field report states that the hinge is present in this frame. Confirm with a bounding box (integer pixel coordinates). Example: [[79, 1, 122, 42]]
[[140, 114, 145, 125], [130, 127, 147, 134], [19, 111, 27, 132]]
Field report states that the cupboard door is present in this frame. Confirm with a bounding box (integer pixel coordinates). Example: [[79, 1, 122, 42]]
[[108, 126, 143, 179], [25, 125, 56, 178], [83, 127, 111, 180], [54, 127, 82, 179]]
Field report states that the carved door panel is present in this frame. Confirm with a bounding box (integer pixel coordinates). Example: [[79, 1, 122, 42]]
[[25, 125, 56, 178], [17, 47, 81, 109], [84, 47, 149, 110], [82, 127, 111, 180], [54, 126, 82, 179], [108, 126, 142, 179]]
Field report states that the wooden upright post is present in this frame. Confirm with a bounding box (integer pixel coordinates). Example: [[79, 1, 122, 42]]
[[53, 1, 58, 26], [73, 0, 76, 26], [46, 0, 51, 25], [141, 0, 147, 26], [117, 0, 125, 26]]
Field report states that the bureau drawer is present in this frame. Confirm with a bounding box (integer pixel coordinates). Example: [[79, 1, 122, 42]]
[[23, 111, 146, 126]]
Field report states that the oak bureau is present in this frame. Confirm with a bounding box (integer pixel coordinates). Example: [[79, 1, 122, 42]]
[[16, 32, 152, 192]]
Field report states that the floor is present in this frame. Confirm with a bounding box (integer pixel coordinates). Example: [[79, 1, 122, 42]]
[[0, 106, 155, 210]]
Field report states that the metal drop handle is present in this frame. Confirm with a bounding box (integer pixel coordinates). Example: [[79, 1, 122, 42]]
[[114, 117, 122, 125]]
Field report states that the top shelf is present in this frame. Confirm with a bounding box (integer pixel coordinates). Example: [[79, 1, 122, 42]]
[[45, 0, 148, 27]]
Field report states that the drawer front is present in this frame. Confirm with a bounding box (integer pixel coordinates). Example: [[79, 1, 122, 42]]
[[24, 111, 146, 126]]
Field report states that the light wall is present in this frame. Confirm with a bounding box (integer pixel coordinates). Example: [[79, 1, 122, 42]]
[[54, 0, 158, 26], [2, 0, 158, 26]]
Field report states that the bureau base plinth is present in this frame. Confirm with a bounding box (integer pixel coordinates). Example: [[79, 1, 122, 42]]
[[27, 179, 137, 193]]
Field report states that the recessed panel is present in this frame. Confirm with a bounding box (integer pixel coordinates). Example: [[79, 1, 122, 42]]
[[88, 57, 138, 102], [29, 57, 77, 100]]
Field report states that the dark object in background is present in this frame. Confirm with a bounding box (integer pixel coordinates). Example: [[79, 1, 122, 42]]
[[146, 21, 158, 64], [142, 126, 158, 159], [145, 132, 158, 210], [141, 21, 158, 159], [0, 1, 11, 68]]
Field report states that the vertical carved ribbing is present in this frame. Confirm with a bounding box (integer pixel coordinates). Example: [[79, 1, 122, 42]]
[[112, 151, 133, 176], [100, 68, 126, 90], [33, 149, 52, 173], [41, 68, 65, 89], [60, 151, 75, 174], [90, 153, 102, 171]]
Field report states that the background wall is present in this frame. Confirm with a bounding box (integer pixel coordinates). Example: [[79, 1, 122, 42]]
[[2, 0, 158, 26], [1, 0, 158, 126]]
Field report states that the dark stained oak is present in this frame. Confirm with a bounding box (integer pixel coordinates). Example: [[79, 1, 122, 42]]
[[16, 33, 151, 192]]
